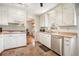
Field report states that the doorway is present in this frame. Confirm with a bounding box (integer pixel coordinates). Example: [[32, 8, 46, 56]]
[[26, 18, 35, 46]]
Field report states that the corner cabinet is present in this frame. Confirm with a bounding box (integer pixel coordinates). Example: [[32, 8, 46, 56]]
[[63, 36, 77, 56]]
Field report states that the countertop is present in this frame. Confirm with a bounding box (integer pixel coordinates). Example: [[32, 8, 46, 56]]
[[39, 30, 77, 38], [0, 30, 26, 34]]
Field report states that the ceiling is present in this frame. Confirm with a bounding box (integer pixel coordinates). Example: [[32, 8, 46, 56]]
[[1, 3, 58, 15], [24, 3, 58, 15]]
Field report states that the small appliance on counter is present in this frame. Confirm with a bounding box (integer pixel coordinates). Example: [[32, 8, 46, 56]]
[[40, 27, 48, 32]]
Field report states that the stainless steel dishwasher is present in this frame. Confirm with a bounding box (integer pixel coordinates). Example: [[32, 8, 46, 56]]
[[51, 35, 63, 55]]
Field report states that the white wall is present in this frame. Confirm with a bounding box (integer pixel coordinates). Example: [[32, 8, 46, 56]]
[[34, 15, 40, 32], [74, 4, 79, 56]]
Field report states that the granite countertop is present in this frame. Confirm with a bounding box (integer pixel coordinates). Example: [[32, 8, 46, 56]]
[[51, 32, 77, 37], [1, 32, 26, 34], [40, 30, 77, 38], [0, 30, 26, 34]]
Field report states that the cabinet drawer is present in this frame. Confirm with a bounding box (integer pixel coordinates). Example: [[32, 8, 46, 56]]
[[64, 38, 70, 45]]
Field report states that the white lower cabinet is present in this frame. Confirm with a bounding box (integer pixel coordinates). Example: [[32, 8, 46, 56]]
[[63, 36, 77, 56], [3, 34, 27, 50], [37, 32, 77, 56], [63, 38, 71, 56], [38, 32, 51, 49], [16, 34, 26, 47], [4, 34, 17, 49], [0, 35, 4, 53]]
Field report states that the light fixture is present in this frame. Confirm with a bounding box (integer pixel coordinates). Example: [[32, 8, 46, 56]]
[[40, 3, 43, 7]]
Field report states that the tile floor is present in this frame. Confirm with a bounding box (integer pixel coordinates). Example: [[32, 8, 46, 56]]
[[1, 42, 58, 56]]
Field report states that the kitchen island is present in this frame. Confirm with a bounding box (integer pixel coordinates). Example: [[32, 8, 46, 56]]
[[0, 30, 27, 53]]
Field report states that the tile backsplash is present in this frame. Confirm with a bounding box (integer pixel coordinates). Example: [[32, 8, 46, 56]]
[[0, 24, 25, 30]]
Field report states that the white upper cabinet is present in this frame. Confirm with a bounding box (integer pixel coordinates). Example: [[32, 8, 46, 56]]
[[40, 14, 49, 27], [40, 14, 45, 27], [8, 7, 26, 23], [0, 5, 8, 25], [62, 3, 76, 26], [44, 14, 49, 27], [48, 8, 57, 27], [47, 3, 77, 26], [56, 4, 63, 26], [0, 4, 26, 25]]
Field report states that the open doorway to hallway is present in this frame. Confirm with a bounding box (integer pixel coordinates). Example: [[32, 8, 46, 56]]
[[26, 18, 35, 46]]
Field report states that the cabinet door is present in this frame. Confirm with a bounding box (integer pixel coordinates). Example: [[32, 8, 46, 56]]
[[0, 5, 8, 25], [16, 34, 26, 47], [64, 37, 71, 56], [9, 34, 17, 48], [56, 4, 63, 26], [40, 14, 45, 27], [0, 35, 4, 53], [70, 37, 77, 56], [48, 8, 57, 27], [62, 3, 75, 26], [45, 14, 49, 27], [4, 34, 17, 49], [4, 34, 9, 49], [39, 33, 51, 49], [39, 33, 43, 43], [43, 34, 51, 48], [37, 33, 40, 42]]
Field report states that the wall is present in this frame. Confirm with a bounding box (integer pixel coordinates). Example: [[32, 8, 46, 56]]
[[34, 15, 40, 32], [33, 15, 40, 41], [75, 4, 79, 56]]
